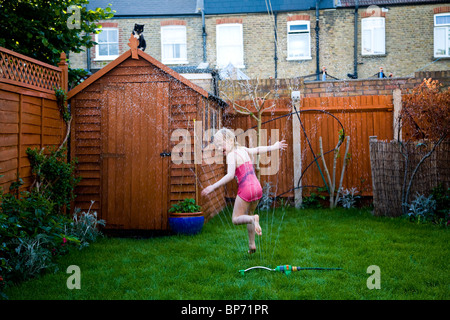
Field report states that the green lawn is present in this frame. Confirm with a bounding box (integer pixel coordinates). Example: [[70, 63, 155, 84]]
[[4, 206, 449, 300]]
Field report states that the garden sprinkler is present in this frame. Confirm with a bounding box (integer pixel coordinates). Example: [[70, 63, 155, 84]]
[[239, 265, 342, 276]]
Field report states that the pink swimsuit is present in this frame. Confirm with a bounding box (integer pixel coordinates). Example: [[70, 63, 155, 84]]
[[234, 152, 263, 202]]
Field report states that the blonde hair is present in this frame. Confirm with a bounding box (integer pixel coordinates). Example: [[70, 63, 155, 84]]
[[213, 128, 240, 150]]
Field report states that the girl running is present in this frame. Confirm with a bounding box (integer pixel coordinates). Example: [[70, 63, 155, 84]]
[[201, 128, 287, 253]]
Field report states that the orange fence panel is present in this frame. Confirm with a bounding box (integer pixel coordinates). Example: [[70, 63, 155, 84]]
[[0, 47, 66, 192], [223, 95, 394, 200]]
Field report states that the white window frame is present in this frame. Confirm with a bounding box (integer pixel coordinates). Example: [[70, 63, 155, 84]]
[[161, 25, 188, 64], [287, 21, 312, 60], [434, 13, 450, 58], [216, 23, 245, 69], [361, 17, 386, 55], [94, 28, 119, 61]]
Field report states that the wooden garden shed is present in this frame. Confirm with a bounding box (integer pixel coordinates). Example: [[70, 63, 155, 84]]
[[67, 40, 227, 231]]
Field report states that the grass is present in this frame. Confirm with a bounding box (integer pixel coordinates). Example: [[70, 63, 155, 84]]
[[4, 206, 449, 300]]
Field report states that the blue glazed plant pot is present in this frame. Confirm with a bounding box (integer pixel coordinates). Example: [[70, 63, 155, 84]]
[[168, 212, 204, 235]]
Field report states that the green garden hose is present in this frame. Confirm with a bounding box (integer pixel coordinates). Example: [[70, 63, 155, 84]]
[[239, 265, 342, 276]]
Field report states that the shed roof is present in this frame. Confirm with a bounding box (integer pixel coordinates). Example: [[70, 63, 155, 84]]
[[68, 49, 209, 100]]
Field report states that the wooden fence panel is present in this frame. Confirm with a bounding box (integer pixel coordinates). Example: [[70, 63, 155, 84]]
[[0, 47, 66, 192], [300, 95, 393, 197], [223, 95, 394, 201]]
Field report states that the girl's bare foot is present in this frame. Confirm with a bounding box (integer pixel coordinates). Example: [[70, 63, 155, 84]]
[[253, 215, 262, 236]]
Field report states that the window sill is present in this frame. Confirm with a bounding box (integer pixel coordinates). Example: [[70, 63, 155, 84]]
[[217, 65, 246, 69], [286, 57, 312, 61], [361, 53, 387, 58], [162, 60, 189, 65], [93, 56, 119, 61], [434, 55, 450, 59]]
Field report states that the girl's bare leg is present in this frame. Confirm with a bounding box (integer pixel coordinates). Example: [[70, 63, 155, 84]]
[[232, 195, 252, 224], [247, 200, 261, 251], [232, 196, 262, 252]]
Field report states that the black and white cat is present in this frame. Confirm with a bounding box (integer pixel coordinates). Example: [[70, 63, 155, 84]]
[[132, 24, 146, 51]]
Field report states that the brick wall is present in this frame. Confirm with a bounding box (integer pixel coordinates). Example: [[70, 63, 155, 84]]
[[301, 77, 421, 98], [219, 70, 449, 100], [70, 17, 204, 71], [69, 4, 450, 82]]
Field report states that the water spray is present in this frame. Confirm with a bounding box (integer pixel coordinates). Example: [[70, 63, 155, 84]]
[[239, 265, 342, 276]]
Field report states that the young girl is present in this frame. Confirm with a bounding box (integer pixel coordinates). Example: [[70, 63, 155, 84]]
[[201, 128, 287, 253]]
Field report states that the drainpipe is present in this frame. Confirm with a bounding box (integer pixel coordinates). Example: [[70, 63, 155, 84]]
[[274, 11, 278, 79], [201, 8, 207, 63], [347, 0, 359, 79], [86, 16, 92, 73], [353, 0, 359, 78], [315, 0, 320, 81], [86, 47, 91, 72]]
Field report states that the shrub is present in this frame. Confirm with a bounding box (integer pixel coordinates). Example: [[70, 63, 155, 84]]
[[1, 184, 57, 239], [169, 198, 201, 213], [0, 185, 76, 285], [68, 203, 106, 249], [7, 234, 57, 282], [338, 187, 361, 209], [26, 146, 80, 214], [430, 184, 450, 226], [406, 193, 436, 223], [0, 145, 83, 298], [257, 182, 275, 211], [301, 189, 326, 209], [398, 78, 450, 215]]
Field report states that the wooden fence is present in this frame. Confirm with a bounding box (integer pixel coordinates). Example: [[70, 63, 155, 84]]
[[370, 137, 450, 217], [223, 95, 394, 201], [0, 47, 68, 192], [299, 95, 393, 197], [223, 99, 294, 200]]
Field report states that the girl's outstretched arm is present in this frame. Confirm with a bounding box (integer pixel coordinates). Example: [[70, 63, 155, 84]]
[[201, 151, 237, 196], [244, 140, 288, 155]]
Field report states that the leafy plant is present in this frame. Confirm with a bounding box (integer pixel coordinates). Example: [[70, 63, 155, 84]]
[[169, 198, 201, 213], [1, 187, 57, 239], [431, 183, 450, 225], [0, 1, 115, 93], [1, 144, 81, 297], [301, 189, 326, 209], [397, 78, 450, 215], [0, 185, 73, 283], [54, 87, 70, 123], [0, 0, 114, 67], [406, 193, 436, 223], [68, 202, 106, 249], [26, 146, 80, 214], [257, 182, 275, 211], [7, 234, 57, 282], [68, 67, 90, 90], [338, 187, 361, 209]]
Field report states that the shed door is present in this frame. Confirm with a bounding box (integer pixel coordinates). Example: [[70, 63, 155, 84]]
[[101, 82, 170, 230]]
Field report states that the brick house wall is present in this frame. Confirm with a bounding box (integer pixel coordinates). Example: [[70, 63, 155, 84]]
[[69, 3, 450, 81], [69, 18, 204, 71]]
